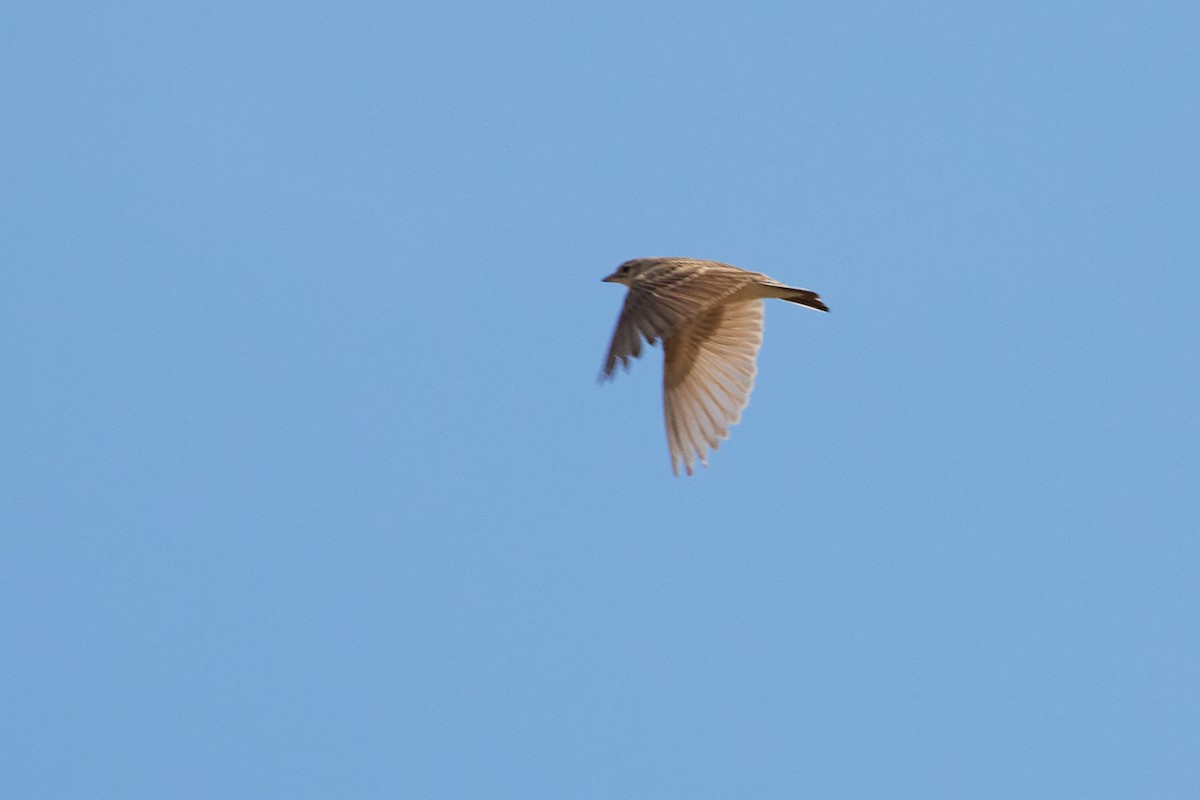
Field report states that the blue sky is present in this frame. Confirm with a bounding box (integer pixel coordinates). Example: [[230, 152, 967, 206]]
[[3, 1, 1198, 797]]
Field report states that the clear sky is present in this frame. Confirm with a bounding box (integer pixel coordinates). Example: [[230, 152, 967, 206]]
[[3, 1, 1198, 797]]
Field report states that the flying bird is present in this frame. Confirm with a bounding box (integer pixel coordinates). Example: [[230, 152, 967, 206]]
[[600, 257, 827, 476]]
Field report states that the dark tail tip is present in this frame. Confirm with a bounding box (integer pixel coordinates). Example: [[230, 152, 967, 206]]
[[786, 290, 829, 312]]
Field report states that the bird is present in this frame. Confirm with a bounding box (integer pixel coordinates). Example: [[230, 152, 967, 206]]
[[600, 257, 827, 476]]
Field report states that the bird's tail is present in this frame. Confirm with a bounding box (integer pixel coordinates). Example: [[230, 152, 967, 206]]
[[777, 287, 829, 313]]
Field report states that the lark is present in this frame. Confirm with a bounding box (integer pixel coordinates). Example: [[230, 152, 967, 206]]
[[601, 257, 827, 475]]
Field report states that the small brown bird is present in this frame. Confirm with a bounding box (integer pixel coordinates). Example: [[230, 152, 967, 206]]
[[601, 257, 827, 476]]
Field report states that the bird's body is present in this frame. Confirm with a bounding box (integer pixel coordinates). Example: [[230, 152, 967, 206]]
[[600, 257, 827, 475]]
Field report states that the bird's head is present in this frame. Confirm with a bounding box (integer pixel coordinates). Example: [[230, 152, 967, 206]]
[[601, 259, 659, 286]]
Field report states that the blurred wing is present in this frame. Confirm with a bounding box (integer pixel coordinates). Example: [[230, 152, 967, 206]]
[[601, 263, 754, 378], [662, 299, 764, 476]]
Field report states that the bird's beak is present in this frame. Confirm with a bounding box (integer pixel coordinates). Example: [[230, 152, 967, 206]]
[[601, 273, 619, 283]]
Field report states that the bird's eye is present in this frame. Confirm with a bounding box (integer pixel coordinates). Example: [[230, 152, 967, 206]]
[[619, 265, 630, 274]]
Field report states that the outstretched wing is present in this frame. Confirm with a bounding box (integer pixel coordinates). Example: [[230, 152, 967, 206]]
[[662, 299, 764, 476], [601, 262, 754, 378]]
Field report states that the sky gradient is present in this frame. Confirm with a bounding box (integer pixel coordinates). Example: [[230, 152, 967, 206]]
[[3, 1, 1198, 797]]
